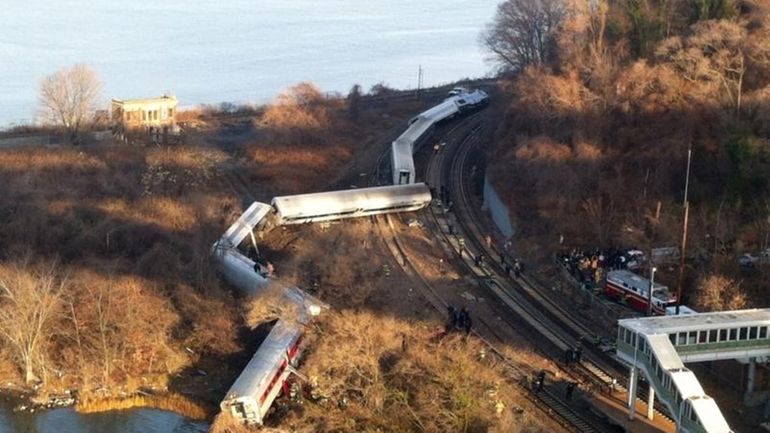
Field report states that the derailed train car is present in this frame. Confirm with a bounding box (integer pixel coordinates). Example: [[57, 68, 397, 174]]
[[211, 246, 269, 296], [220, 319, 303, 424], [391, 89, 488, 185], [220, 287, 324, 425], [272, 183, 432, 225]]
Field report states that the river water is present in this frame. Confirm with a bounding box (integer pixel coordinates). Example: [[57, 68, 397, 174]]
[[0, 0, 500, 127], [0, 399, 208, 433]]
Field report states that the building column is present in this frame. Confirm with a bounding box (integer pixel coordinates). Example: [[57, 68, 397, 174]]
[[628, 366, 638, 420], [746, 358, 756, 403], [647, 383, 655, 420]]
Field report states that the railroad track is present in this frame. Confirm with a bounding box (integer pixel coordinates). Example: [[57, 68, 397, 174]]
[[367, 116, 615, 433], [423, 108, 675, 426]]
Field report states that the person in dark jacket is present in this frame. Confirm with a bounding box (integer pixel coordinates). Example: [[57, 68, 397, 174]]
[[458, 308, 472, 335], [565, 382, 577, 401]]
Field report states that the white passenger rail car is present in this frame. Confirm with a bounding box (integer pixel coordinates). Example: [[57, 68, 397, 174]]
[[220, 287, 324, 425], [220, 319, 304, 425], [391, 88, 488, 185], [211, 246, 268, 296], [392, 117, 434, 185], [272, 183, 432, 225]]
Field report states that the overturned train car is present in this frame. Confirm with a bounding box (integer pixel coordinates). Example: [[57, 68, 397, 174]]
[[272, 183, 432, 225]]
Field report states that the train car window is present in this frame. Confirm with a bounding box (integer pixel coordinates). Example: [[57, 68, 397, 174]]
[[760, 327, 768, 339], [678, 332, 687, 345], [689, 331, 698, 344], [697, 331, 707, 344], [729, 328, 738, 341], [720, 329, 728, 342], [669, 333, 676, 345], [740, 327, 748, 340], [750, 327, 758, 339], [708, 330, 718, 343]]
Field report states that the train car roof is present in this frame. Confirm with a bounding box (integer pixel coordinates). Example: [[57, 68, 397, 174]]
[[620, 308, 770, 335], [223, 319, 302, 401], [221, 201, 272, 247], [396, 117, 434, 145], [272, 183, 431, 219], [391, 141, 416, 170], [420, 99, 458, 121], [455, 90, 488, 105]]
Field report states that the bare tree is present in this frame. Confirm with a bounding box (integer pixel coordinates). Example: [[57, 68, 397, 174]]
[[38, 64, 102, 144], [481, 0, 566, 72], [694, 274, 747, 311], [655, 21, 748, 119], [0, 259, 66, 383]]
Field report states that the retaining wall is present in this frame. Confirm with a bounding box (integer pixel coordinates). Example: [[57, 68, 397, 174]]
[[483, 174, 514, 239]]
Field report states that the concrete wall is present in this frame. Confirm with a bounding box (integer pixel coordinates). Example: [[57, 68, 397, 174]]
[[483, 174, 514, 239]]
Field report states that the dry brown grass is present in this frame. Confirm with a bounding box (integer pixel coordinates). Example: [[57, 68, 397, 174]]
[[281, 310, 546, 433], [76, 393, 207, 420], [210, 411, 256, 433]]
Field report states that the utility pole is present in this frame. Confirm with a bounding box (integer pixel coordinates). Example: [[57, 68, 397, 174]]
[[417, 65, 424, 93], [648, 267, 657, 316], [676, 146, 692, 315]]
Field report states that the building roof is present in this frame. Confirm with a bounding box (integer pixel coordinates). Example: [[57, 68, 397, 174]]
[[619, 308, 770, 335], [111, 95, 178, 107], [647, 334, 684, 370]]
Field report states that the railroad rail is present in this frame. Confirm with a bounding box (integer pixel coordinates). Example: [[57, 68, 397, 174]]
[[368, 114, 618, 433], [421, 106, 676, 426]]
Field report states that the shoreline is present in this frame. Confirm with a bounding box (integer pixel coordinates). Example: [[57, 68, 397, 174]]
[[0, 386, 210, 421]]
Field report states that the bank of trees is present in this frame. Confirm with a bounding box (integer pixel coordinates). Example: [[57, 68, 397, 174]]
[[483, 0, 770, 303], [0, 258, 185, 388]]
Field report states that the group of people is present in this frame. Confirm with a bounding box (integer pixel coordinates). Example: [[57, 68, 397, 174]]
[[563, 345, 582, 365], [558, 247, 644, 285], [445, 305, 472, 335], [502, 257, 524, 278], [533, 370, 579, 401]]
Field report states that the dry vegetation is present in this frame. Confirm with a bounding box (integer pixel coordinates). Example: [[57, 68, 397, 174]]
[[205, 217, 559, 433], [294, 311, 544, 433], [0, 144, 240, 412], [487, 0, 770, 306], [0, 80, 458, 431], [212, 311, 550, 433]]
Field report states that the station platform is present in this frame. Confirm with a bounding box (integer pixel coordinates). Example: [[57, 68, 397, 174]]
[[589, 391, 675, 433]]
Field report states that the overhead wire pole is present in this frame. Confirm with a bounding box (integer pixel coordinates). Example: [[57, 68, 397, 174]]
[[676, 146, 692, 315], [417, 65, 424, 95]]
